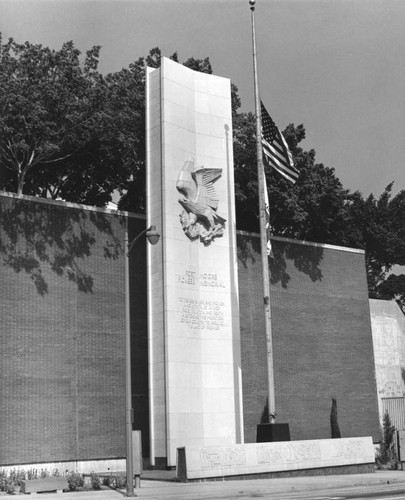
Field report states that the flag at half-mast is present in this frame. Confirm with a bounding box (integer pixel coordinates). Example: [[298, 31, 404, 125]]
[[261, 101, 299, 184]]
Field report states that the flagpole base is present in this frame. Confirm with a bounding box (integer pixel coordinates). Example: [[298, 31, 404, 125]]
[[256, 423, 291, 443]]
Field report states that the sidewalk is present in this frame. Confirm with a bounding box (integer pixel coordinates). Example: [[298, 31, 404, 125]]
[[18, 469, 405, 500]]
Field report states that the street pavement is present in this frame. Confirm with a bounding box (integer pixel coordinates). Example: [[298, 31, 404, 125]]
[[17, 469, 405, 500]]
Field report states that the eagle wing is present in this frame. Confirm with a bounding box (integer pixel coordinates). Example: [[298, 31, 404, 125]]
[[176, 157, 197, 200], [193, 167, 222, 209]]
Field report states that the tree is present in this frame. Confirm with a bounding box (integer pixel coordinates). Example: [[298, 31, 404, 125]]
[[116, 48, 181, 213], [116, 48, 243, 212], [1, 35, 402, 311], [233, 114, 350, 246], [0, 39, 236, 208], [378, 274, 405, 312], [377, 411, 398, 467], [330, 397, 342, 438], [233, 113, 404, 312], [341, 184, 405, 311], [0, 35, 107, 197]]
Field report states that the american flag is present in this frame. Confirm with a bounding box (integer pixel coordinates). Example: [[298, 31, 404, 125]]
[[261, 102, 299, 184]]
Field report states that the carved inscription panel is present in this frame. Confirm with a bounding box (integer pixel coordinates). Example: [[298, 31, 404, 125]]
[[177, 270, 226, 288], [257, 441, 321, 465], [176, 268, 227, 332], [200, 447, 246, 469], [180, 437, 376, 480], [179, 298, 225, 331]]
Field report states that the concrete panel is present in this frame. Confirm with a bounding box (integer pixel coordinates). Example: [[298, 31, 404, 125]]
[[370, 299, 405, 420], [177, 436, 375, 480]]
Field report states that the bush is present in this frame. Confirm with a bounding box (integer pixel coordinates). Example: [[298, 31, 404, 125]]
[[5, 479, 16, 495], [102, 475, 111, 487], [102, 474, 126, 489], [90, 472, 101, 490], [376, 411, 399, 469], [40, 468, 50, 479], [27, 468, 38, 480], [114, 474, 126, 489], [0, 471, 15, 494], [66, 471, 84, 491], [330, 397, 342, 438], [0, 469, 7, 492], [0, 468, 60, 494]]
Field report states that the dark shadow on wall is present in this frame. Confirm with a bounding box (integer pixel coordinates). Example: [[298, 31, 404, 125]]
[[0, 195, 125, 295], [238, 232, 324, 287]]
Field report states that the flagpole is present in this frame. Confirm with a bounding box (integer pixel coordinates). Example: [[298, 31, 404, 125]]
[[249, 0, 276, 424]]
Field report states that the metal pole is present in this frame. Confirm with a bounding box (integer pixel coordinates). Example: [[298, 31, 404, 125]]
[[124, 229, 136, 497], [250, 0, 276, 423], [124, 225, 159, 495]]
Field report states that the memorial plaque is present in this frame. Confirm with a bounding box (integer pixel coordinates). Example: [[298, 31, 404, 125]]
[[146, 58, 242, 466]]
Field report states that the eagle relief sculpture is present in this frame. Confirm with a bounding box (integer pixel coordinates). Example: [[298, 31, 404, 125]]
[[176, 157, 226, 244]]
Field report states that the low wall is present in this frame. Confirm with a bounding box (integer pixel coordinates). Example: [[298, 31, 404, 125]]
[[177, 437, 375, 481]]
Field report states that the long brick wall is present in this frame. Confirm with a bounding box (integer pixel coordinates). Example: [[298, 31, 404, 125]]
[[0, 193, 380, 466], [238, 232, 380, 443], [0, 193, 147, 464]]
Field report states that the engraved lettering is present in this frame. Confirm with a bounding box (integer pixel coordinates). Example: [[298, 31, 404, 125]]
[[200, 447, 246, 469], [179, 297, 225, 331]]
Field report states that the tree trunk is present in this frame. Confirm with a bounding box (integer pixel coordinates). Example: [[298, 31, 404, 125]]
[[17, 169, 26, 196]]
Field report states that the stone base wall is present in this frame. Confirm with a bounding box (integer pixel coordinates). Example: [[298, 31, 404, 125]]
[[177, 437, 376, 481]]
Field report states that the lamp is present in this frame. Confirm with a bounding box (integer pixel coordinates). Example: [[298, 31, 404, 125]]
[[124, 224, 160, 496], [145, 225, 160, 246]]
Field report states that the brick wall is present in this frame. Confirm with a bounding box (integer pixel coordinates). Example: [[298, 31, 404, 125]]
[[238, 232, 380, 443], [0, 193, 148, 465], [0, 193, 381, 465]]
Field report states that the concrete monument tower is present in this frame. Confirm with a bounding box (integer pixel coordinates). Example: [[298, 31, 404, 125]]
[[146, 58, 243, 467]]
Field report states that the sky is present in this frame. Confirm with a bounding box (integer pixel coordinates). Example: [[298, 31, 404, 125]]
[[1, 0, 404, 199]]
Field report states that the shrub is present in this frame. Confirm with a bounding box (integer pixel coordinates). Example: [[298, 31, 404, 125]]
[[27, 468, 38, 480], [330, 397, 342, 438], [102, 474, 126, 489], [90, 472, 101, 490], [102, 475, 111, 487], [7, 469, 17, 485], [5, 479, 16, 495], [114, 474, 126, 489], [66, 471, 84, 491], [40, 468, 50, 479], [376, 411, 399, 469], [0, 469, 7, 492]]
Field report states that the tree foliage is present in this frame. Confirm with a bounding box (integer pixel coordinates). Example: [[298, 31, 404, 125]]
[[0, 35, 107, 199], [0, 35, 403, 311], [341, 184, 405, 308], [233, 110, 405, 312]]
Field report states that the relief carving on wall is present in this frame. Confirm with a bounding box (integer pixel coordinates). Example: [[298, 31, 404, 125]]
[[176, 158, 226, 244], [200, 447, 246, 469]]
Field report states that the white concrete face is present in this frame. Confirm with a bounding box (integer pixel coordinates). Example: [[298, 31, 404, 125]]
[[177, 437, 375, 480], [146, 58, 242, 466], [370, 299, 405, 420]]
